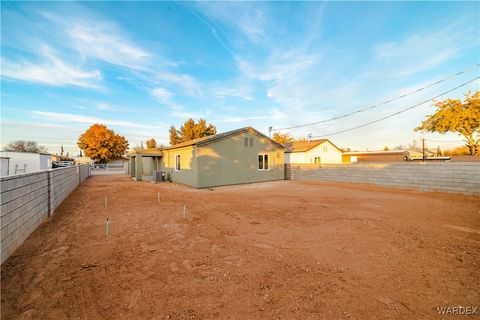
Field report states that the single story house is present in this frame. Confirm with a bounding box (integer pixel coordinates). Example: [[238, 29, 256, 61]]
[[129, 127, 285, 188], [342, 149, 450, 163], [107, 156, 129, 171], [0, 151, 52, 176], [342, 150, 409, 163], [284, 139, 343, 164]]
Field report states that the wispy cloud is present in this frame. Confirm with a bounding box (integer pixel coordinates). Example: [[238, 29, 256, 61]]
[[215, 115, 268, 123], [149, 87, 184, 111], [1, 47, 102, 88], [194, 2, 267, 45], [150, 87, 173, 104], [31, 110, 158, 129], [41, 10, 152, 71], [371, 23, 476, 77], [211, 79, 254, 100], [156, 72, 204, 97], [96, 102, 131, 113]]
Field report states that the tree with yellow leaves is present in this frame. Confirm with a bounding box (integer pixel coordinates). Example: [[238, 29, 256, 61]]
[[77, 124, 129, 162], [169, 118, 217, 145], [272, 132, 294, 144], [415, 91, 479, 155], [145, 138, 157, 149]]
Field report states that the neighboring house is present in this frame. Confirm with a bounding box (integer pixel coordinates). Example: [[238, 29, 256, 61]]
[[106, 156, 129, 174], [107, 156, 129, 168], [0, 151, 52, 176], [284, 139, 343, 164], [342, 149, 453, 163], [129, 127, 285, 188], [1, 157, 9, 176], [342, 150, 409, 163], [407, 148, 436, 159], [72, 156, 94, 165]]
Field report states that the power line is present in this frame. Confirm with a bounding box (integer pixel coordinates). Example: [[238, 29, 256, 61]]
[[425, 139, 465, 143], [310, 77, 479, 138], [273, 64, 480, 131]]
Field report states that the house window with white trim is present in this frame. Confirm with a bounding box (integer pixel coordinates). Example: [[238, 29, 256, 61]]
[[314, 157, 321, 164], [175, 154, 181, 171], [258, 154, 269, 170]]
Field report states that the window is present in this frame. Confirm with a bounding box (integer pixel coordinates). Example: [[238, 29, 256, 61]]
[[314, 157, 321, 164], [249, 137, 253, 146], [175, 154, 181, 171], [323, 146, 328, 152], [258, 154, 269, 170], [244, 137, 248, 146]]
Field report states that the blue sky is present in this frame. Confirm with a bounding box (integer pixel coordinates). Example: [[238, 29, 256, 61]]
[[1, 1, 479, 155]]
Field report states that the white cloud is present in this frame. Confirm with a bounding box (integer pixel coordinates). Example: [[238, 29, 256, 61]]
[[371, 23, 475, 77], [150, 87, 173, 103], [1, 48, 101, 88], [216, 115, 268, 123], [170, 110, 206, 120], [31, 110, 158, 129], [68, 22, 150, 70], [211, 80, 254, 100], [40, 10, 151, 71], [194, 2, 267, 44], [96, 102, 131, 113], [150, 87, 185, 111], [156, 72, 204, 97]]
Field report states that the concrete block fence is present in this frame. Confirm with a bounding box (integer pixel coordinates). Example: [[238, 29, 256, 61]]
[[285, 162, 480, 195], [1, 165, 90, 264]]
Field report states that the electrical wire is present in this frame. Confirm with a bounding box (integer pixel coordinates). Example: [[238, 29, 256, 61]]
[[272, 64, 480, 131], [425, 139, 465, 143], [310, 76, 479, 138]]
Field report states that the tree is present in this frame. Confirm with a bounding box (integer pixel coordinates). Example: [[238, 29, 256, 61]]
[[383, 146, 390, 151], [415, 91, 480, 155], [6, 140, 47, 153], [272, 132, 294, 144], [169, 118, 217, 145], [146, 138, 157, 149], [169, 125, 180, 145], [77, 124, 129, 163]]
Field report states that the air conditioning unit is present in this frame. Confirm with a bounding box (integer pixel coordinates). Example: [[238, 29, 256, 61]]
[[153, 171, 162, 183], [152, 171, 166, 183]]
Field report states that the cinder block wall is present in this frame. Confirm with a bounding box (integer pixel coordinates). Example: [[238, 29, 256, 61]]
[[50, 166, 81, 213], [286, 163, 480, 195], [1, 165, 90, 263]]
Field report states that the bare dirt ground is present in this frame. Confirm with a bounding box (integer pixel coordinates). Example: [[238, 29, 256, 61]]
[[2, 176, 479, 319]]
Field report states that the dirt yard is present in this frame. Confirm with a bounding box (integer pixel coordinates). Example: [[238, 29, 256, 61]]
[[1, 176, 479, 319]]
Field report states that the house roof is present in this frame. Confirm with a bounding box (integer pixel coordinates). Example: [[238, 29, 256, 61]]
[[284, 139, 342, 153], [162, 127, 285, 150], [343, 150, 409, 156], [128, 148, 163, 156]]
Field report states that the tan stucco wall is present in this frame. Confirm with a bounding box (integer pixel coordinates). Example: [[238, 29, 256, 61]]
[[162, 146, 198, 188], [196, 132, 284, 188]]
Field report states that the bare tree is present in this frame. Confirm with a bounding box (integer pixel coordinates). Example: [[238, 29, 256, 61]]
[[5, 140, 48, 153]]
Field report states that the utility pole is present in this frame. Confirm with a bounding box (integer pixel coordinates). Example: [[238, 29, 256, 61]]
[[422, 138, 426, 161]]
